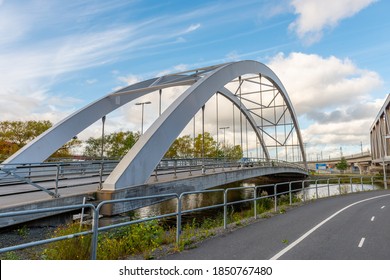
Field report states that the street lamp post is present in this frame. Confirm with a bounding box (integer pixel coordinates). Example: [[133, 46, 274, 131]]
[[101, 116, 106, 160], [219, 126, 229, 168], [136, 101, 151, 135], [219, 126, 229, 149]]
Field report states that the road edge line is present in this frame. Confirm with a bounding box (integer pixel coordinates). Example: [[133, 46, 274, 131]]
[[269, 193, 390, 260]]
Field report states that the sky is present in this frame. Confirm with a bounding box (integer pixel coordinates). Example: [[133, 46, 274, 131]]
[[0, 0, 389, 160]]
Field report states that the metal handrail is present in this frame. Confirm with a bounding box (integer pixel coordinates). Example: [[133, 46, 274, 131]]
[[0, 175, 380, 259], [0, 158, 307, 198]]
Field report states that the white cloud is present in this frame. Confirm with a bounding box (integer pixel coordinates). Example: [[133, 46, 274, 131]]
[[0, 86, 82, 123], [289, 0, 377, 44], [268, 52, 382, 115], [184, 23, 201, 33], [268, 52, 384, 154], [86, 79, 98, 85]]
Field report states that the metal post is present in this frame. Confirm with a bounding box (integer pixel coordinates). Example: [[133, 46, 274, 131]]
[[361, 176, 364, 191], [216, 93, 219, 159], [220, 126, 229, 169], [289, 182, 292, 205], [101, 116, 106, 160], [302, 181, 306, 202], [224, 190, 228, 229], [159, 89, 162, 116], [202, 105, 205, 174], [254, 187, 257, 219], [327, 179, 330, 197], [274, 184, 277, 212], [233, 103, 236, 147], [55, 165, 60, 197], [91, 208, 99, 260], [80, 196, 86, 228], [315, 180, 318, 199], [136, 101, 151, 135], [154, 169, 158, 182], [176, 197, 182, 245], [99, 162, 104, 190]]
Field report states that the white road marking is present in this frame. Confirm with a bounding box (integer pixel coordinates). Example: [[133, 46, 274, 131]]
[[358, 238, 365, 248], [371, 216, 375, 222], [381, 206, 386, 209], [270, 193, 390, 260]]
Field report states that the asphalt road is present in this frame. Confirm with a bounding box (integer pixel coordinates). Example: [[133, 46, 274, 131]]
[[164, 190, 390, 260]]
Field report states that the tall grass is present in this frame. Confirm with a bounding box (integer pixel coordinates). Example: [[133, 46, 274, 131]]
[[39, 191, 301, 260]]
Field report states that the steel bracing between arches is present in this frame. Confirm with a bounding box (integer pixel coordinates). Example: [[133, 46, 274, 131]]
[[3, 60, 307, 190]]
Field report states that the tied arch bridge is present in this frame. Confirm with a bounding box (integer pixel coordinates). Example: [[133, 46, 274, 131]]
[[1, 60, 307, 218]]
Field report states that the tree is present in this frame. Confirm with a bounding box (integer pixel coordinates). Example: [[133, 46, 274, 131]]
[[193, 132, 217, 158], [52, 138, 82, 158], [224, 144, 243, 160], [0, 120, 83, 160], [0, 120, 81, 160], [0, 120, 52, 148], [165, 135, 193, 158], [83, 131, 140, 159], [164, 133, 243, 160], [335, 157, 348, 173]]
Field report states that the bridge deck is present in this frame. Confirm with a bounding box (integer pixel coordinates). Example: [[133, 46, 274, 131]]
[[0, 164, 307, 228]]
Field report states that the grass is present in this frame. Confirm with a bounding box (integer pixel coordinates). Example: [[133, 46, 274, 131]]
[[2, 190, 303, 260]]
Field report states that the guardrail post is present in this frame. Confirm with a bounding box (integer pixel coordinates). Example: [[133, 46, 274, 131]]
[[174, 160, 177, 179], [223, 190, 228, 229], [188, 160, 192, 176], [274, 184, 277, 212], [99, 162, 104, 190], [371, 176, 374, 188], [154, 169, 158, 182], [176, 197, 182, 245], [301, 181, 306, 202], [91, 207, 99, 260], [253, 187, 257, 219], [361, 177, 364, 191], [289, 182, 292, 205], [315, 180, 318, 199], [55, 164, 60, 197]]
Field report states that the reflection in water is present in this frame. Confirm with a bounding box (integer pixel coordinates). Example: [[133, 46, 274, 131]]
[[300, 183, 380, 199], [134, 181, 270, 220], [133, 180, 381, 221]]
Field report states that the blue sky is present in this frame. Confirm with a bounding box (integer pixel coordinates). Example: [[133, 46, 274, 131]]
[[0, 0, 389, 159]]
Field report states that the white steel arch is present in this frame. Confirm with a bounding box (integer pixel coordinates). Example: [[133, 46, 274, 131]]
[[3, 60, 306, 190], [103, 60, 305, 189]]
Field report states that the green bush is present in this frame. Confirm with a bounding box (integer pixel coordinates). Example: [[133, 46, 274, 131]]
[[43, 223, 91, 260], [44, 220, 169, 260]]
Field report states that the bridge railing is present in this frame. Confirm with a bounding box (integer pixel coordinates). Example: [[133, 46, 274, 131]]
[[0, 174, 383, 260], [0, 158, 307, 197], [153, 157, 307, 180], [0, 160, 118, 197]]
